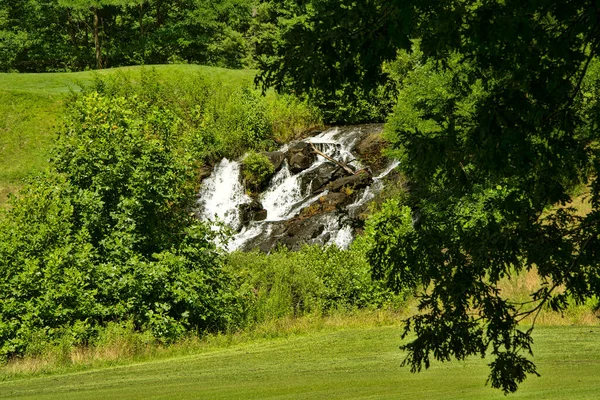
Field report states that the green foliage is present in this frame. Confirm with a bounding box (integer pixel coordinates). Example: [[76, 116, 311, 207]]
[[82, 69, 306, 162], [0, 0, 256, 72], [226, 245, 397, 323], [242, 152, 274, 192], [266, 93, 322, 143], [362, 199, 417, 292], [213, 86, 275, 156], [259, 0, 600, 393], [0, 89, 244, 361], [254, 0, 407, 123]]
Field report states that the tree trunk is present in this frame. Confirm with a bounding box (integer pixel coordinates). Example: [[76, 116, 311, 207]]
[[156, 0, 163, 27], [139, 2, 144, 37], [93, 7, 102, 69], [66, 9, 80, 68]]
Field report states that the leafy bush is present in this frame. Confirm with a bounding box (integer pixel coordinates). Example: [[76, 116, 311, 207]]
[[360, 198, 418, 292], [0, 91, 243, 361], [226, 245, 397, 323], [84, 69, 320, 163], [267, 93, 322, 143], [241, 152, 275, 192]]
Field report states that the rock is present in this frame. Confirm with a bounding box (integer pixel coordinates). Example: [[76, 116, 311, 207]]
[[286, 142, 316, 173], [254, 209, 267, 221], [300, 163, 346, 194], [286, 222, 325, 239], [279, 219, 327, 250], [239, 200, 267, 225], [263, 151, 286, 171], [319, 192, 348, 209], [198, 166, 213, 182], [355, 132, 389, 173], [325, 171, 372, 192]]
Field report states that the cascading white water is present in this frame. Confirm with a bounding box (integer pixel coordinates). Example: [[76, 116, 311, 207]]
[[197, 124, 394, 252], [196, 158, 251, 231], [332, 225, 354, 249], [347, 159, 400, 216], [260, 162, 303, 220], [307, 128, 363, 168]]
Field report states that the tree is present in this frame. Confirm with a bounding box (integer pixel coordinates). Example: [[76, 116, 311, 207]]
[[257, 0, 600, 393], [0, 0, 256, 71], [254, 0, 403, 123]]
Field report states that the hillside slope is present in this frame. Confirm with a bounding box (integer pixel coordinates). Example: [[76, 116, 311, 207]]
[[0, 65, 256, 206]]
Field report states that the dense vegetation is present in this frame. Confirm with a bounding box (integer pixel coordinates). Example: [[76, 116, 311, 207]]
[[0, 77, 244, 361], [257, 0, 600, 392], [0, 70, 400, 363], [3, 0, 600, 395], [0, 0, 258, 71]]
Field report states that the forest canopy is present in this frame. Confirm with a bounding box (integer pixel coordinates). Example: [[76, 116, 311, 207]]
[[0, 0, 259, 71]]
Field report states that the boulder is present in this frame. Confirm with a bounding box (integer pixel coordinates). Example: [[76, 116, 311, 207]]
[[263, 151, 286, 171], [318, 192, 348, 209], [355, 132, 389, 173], [325, 171, 372, 192], [286, 142, 316, 173], [286, 222, 325, 239], [300, 162, 346, 194], [239, 200, 268, 225]]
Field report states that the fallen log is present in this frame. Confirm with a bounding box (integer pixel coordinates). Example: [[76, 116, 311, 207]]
[[309, 143, 355, 175]]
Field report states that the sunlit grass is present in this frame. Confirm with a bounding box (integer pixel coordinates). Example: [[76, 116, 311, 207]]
[[1, 323, 599, 399]]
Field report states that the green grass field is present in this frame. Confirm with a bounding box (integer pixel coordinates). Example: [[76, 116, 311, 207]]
[[1, 324, 599, 399], [0, 65, 256, 206]]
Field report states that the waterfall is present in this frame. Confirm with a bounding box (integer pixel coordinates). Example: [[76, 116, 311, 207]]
[[196, 158, 251, 231], [347, 159, 401, 216], [196, 124, 397, 252], [260, 161, 303, 220]]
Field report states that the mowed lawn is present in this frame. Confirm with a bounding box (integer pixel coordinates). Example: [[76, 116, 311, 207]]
[[1, 325, 599, 400]]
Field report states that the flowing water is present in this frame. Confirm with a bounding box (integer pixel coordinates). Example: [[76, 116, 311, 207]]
[[197, 158, 251, 232], [196, 125, 398, 252]]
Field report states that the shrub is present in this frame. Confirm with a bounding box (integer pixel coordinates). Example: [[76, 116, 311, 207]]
[[241, 152, 275, 192], [226, 244, 397, 324], [0, 91, 244, 361], [84, 69, 319, 163]]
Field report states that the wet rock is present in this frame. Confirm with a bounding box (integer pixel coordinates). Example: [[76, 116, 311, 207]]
[[355, 131, 389, 174], [198, 166, 213, 182], [325, 171, 372, 192], [263, 151, 286, 171], [254, 209, 267, 221], [300, 163, 346, 194], [287, 142, 316, 173], [319, 192, 348, 209], [287, 222, 325, 239], [279, 219, 327, 250], [239, 200, 267, 225]]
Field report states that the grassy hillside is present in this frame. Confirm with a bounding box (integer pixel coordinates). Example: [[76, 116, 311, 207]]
[[1, 323, 599, 399], [0, 65, 258, 206]]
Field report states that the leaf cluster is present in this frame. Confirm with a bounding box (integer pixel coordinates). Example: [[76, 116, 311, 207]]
[[241, 151, 275, 192]]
